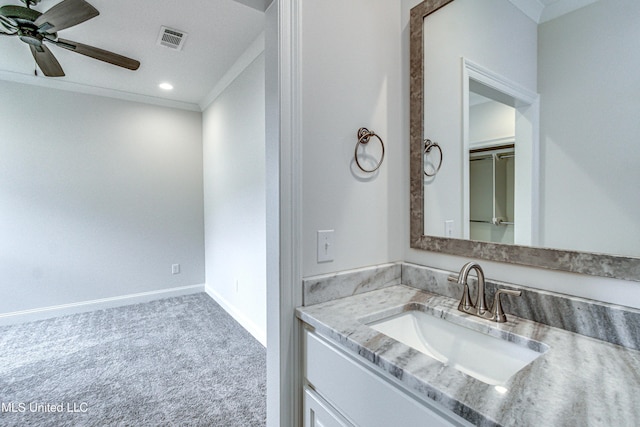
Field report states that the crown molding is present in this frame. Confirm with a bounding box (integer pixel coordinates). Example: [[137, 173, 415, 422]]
[[0, 70, 202, 112], [199, 32, 265, 111]]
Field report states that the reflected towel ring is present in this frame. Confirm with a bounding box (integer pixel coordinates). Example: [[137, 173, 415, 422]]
[[355, 127, 385, 173], [424, 139, 443, 177]]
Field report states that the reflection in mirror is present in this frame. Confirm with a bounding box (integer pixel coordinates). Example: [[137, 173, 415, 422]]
[[468, 90, 515, 244], [410, 0, 640, 281], [462, 74, 537, 247]]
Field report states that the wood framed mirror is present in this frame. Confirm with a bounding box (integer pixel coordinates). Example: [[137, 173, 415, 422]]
[[409, 0, 640, 282]]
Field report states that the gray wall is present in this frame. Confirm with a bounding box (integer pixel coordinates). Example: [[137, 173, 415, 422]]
[[0, 81, 205, 314], [538, 0, 640, 256], [300, 0, 404, 278], [203, 53, 266, 344]]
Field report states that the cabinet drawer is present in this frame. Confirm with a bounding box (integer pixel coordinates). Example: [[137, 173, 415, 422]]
[[304, 386, 354, 427]]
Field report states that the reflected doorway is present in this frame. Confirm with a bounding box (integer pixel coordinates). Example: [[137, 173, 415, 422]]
[[462, 59, 539, 246]]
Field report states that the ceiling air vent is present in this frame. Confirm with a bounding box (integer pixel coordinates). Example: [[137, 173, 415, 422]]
[[157, 26, 188, 51]]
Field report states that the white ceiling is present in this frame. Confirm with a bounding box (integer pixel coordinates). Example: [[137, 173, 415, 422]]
[[0, 0, 266, 111], [508, 0, 597, 23]]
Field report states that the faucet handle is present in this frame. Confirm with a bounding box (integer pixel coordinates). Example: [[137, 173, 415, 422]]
[[491, 289, 521, 323]]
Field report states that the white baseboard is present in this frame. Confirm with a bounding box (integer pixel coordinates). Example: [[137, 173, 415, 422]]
[[205, 285, 267, 347], [0, 284, 205, 326]]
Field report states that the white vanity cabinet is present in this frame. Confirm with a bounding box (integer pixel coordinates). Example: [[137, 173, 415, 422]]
[[303, 328, 472, 427]]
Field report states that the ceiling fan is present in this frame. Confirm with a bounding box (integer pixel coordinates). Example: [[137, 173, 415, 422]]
[[0, 0, 140, 77]]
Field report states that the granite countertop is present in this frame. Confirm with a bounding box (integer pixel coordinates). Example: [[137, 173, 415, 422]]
[[296, 285, 640, 427]]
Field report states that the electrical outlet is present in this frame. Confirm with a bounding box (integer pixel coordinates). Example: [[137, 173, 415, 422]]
[[317, 230, 335, 263], [235, 279, 239, 293], [172, 264, 180, 275]]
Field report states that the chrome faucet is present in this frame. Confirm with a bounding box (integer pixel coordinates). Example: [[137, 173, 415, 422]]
[[449, 262, 521, 323]]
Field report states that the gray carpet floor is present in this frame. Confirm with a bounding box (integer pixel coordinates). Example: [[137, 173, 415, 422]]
[[0, 293, 266, 426]]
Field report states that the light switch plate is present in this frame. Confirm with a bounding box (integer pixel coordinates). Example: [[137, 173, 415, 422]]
[[317, 230, 334, 263], [444, 220, 454, 238]]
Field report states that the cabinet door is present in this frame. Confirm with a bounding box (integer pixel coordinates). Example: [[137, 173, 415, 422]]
[[305, 330, 471, 427], [304, 387, 354, 427]]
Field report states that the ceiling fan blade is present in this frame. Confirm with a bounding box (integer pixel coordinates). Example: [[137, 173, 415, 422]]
[[34, 0, 99, 33], [30, 44, 65, 77], [54, 38, 140, 70]]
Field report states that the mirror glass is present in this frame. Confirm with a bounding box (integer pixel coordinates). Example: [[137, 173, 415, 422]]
[[411, 0, 640, 281], [468, 89, 516, 245]]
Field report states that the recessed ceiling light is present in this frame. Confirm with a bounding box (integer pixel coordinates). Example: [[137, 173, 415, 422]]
[[159, 82, 174, 91]]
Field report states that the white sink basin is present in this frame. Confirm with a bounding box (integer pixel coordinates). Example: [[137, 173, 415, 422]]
[[366, 310, 547, 386]]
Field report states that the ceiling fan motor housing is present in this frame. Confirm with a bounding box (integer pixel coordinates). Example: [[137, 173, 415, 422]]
[[18, 28, 42, 46], [0, 5, 46, 46]]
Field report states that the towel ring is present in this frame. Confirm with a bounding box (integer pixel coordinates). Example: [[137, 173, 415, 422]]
[[355, 127, 385, 173], [424, 139, 443, 177]]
